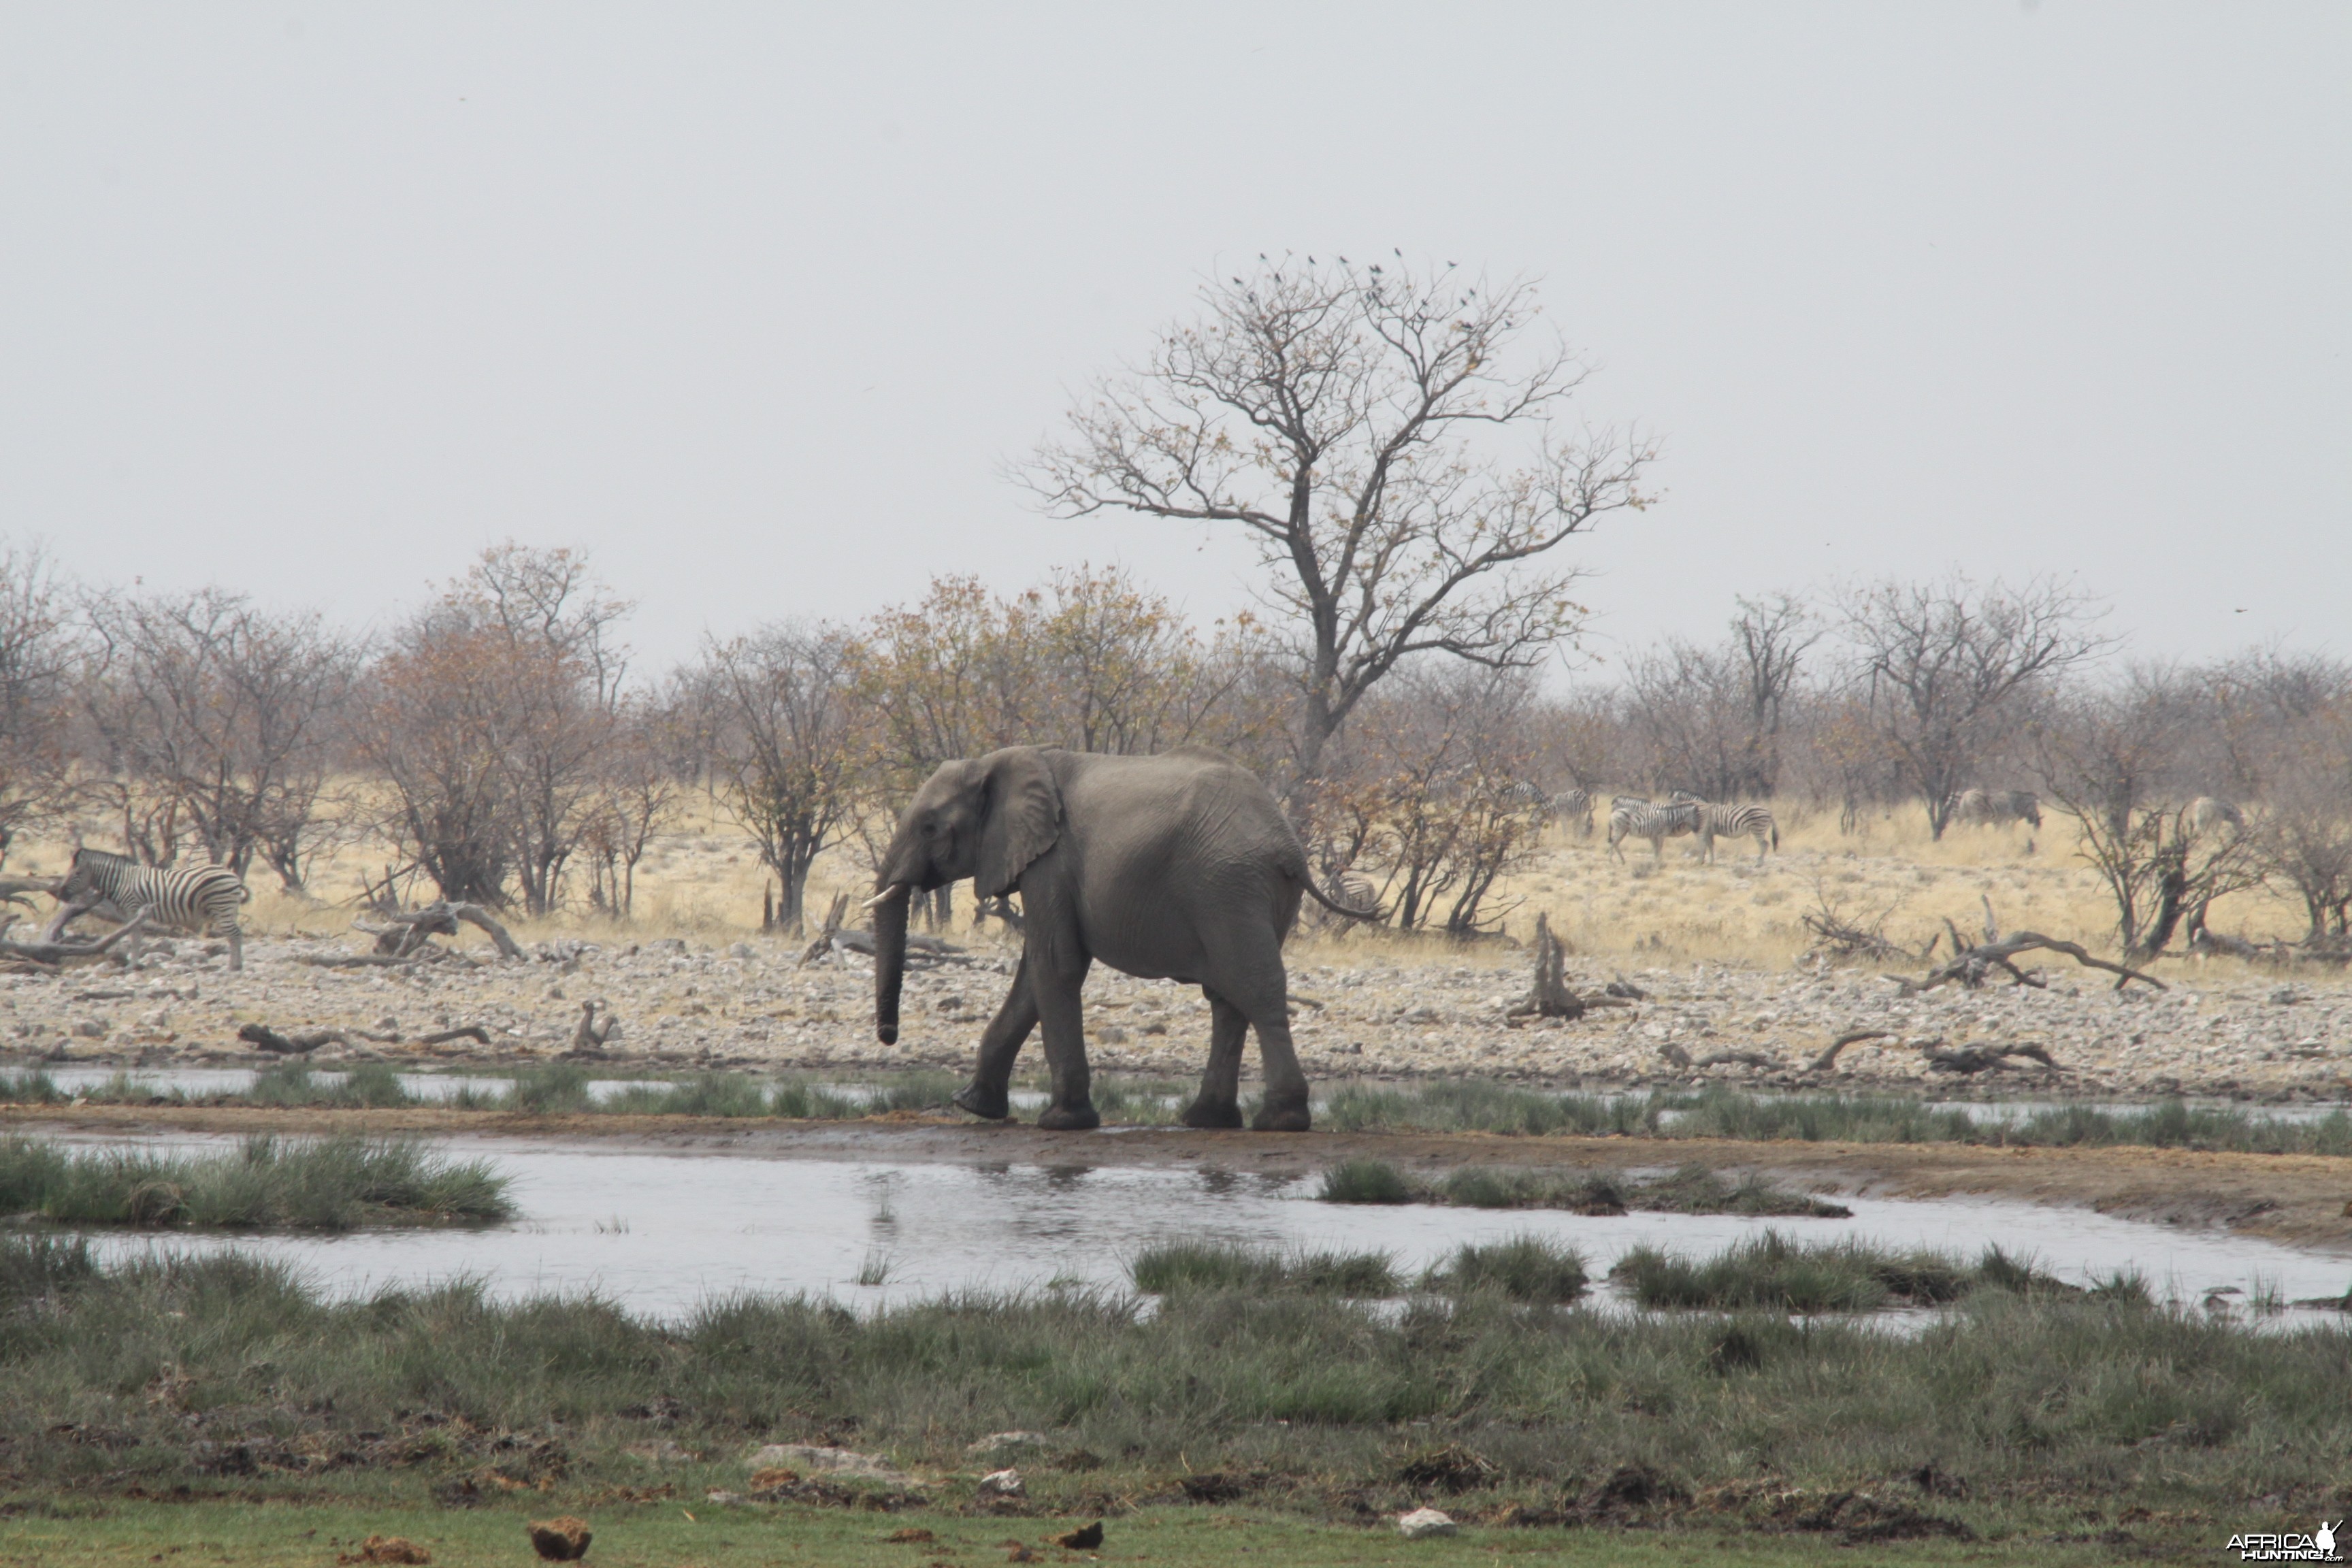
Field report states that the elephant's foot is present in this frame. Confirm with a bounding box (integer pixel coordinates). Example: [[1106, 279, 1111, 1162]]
[[1178, 1098, 1245, 1130], [952, 1082, 1012, 1121], [1035, 1102, 1102, 1132], [1251, 1097, 1313, 1133]]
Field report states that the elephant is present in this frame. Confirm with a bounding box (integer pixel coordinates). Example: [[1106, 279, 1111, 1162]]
[[866, 745, 1365, 1132]]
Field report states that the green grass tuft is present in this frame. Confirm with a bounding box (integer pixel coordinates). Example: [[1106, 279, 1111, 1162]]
[[0, 1132, 512, 1229], [1130, 1239, 1400, 1297], [1424, 1235, 1589, 1302], [1316, 1158, 1416, 1204], [1611, 1234, 2080, 1313]]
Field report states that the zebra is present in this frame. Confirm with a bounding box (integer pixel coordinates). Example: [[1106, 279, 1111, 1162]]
[[56, 847, 248, 970], [1548, 786, 1595, 838], [1307, 869, 1382, 933], [2183, 796, 2244, 838], [1946, 788, 2042, 830], [1607, 796, 1700, 862], [1686, 800, 1778, 864]]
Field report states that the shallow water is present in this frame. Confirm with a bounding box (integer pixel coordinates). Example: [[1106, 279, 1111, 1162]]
[[42, 1130, 2352, 1324], [27, 1067, 2347, 1125], [32, 1067, 668, 1104]]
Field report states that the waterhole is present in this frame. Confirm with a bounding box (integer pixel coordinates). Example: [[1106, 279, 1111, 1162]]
[[34, 1130, 2351, 1323]]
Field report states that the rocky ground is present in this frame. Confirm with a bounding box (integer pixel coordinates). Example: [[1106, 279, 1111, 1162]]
[[3, 919, 2347, 1103]]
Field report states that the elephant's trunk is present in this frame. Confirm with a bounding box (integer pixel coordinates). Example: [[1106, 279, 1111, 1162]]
[[872, 884, 911, 1045]]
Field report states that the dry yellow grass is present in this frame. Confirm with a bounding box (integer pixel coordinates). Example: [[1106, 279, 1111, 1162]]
[[3, 789, 2330, 992]]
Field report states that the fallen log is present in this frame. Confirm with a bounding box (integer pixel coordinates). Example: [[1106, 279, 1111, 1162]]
[[417, 1025, 491, 1047], [238, 1023, 354, 1056], [1886, 931, 2164, 994], [0, 910, 150, 968], [355, 901, 524, 960], [1694, 1049, 1778, 1070], [297, 953, 420, 969], [1918, 1041, 2060, 1075], [1807, 1029, 1897, 1074]]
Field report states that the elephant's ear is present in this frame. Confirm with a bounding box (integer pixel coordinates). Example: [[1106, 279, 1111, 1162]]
[[975, 748, 1062, 898]]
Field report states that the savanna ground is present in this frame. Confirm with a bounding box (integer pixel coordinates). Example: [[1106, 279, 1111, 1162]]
[[4, 799, 2350, 1565], [1, 794, 2340, 1099]]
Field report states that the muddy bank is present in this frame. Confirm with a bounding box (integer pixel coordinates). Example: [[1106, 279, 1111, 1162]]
[[11, 1100, 2352, 1256]]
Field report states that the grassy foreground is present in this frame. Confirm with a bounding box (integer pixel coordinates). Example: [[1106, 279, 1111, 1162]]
[[0, 1133, 510, 1228], [0, 1237, 2340, 1558], [0, 1496, 2136, 1567]]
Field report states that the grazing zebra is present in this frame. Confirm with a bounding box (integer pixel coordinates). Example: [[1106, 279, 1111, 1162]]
[[56, 847, 248, 970], [1548, 787, 1595, 838], [1688, 800, 1778, 864], [1946, 788, 2042, 830], [1607, 796, 1700, 862], [2184, 796, 2245, 837]]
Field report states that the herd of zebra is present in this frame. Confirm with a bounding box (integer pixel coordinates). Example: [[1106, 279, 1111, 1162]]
[[1501, 783, 1778, 865]]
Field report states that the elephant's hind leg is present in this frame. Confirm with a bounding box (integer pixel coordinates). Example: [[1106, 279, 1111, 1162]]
[[1178, 989, 1248, 1130], [953, 952, 1039, 1121]]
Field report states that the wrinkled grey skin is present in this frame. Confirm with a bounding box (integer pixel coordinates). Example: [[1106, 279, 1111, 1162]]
[[871, 745, 1347, 1132]]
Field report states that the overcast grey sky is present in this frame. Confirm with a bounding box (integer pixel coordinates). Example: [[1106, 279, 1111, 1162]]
[[1, 3, 2344, 674]]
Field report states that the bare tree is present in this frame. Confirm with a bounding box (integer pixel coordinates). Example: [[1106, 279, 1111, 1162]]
[[2034, 669, 2262, 957], [1729, 592, 1817, 796], [82, 587, 355, 888], [361, 545, 629, 912], [1839, 574, 2106, 838], [697, 624, 864, 934], [1028, 257, 1654, 783], [581, 699, 681, 921], [1321, 664, 1547, 935], [0, 545, 78, 858]]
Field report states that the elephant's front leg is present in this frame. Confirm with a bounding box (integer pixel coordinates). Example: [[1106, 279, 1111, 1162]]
[[1178, 988, 1247, 1130], [1031, 953, 1100, 1132], [951, 951, 1039, 1121]]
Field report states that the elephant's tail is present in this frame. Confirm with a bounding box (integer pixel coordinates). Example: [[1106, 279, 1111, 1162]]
[[1299, 875, 1383, 923]]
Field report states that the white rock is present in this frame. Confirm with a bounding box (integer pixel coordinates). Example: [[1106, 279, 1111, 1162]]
[[977, 1467, 1025, 1498], [966, 1431, 1049, 1456], [1396, 1506, 1458, 1537]]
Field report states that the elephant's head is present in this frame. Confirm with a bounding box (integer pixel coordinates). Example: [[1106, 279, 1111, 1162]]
[[869, 747, 1062, 1044]]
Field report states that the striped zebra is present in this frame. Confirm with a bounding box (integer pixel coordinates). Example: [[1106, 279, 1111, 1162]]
[[1548, 787, 1594, 838], [56, 847, 248, 970], [1946, 788, 2042, 830], [1307, 869, 1381, 933], [1688, 800, 1778, 864], [1607, 796, 1700, 862], [2183, 796, 2244, 838]]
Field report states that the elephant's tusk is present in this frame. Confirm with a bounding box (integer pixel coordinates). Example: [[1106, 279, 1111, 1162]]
[[861, 884, 905, 911]]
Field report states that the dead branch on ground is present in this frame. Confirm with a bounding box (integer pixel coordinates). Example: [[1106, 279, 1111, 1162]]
[[1886, 930, 2165, 994], [1798, 880, 1932, 965], [798, 892, 850, 965], [566, 1000, 620, 1057], [0, 911, 150, 968], [353, 901, 524, 960], [1918, 1041, 2061, 1075], [1807, 1029, 1896, 1074], [1505, 914, 1634, 1025]]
